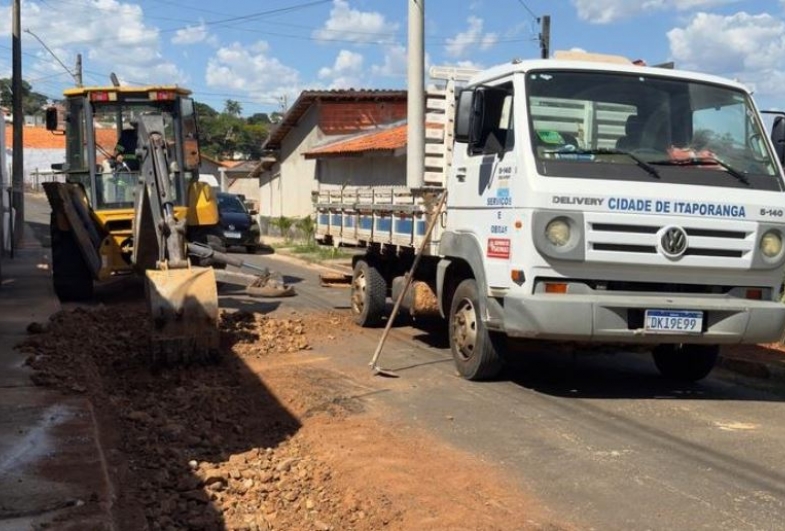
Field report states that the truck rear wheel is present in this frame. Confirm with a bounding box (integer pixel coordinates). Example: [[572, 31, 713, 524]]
[[351, 259, 386, 327], [449, 279, 504, 381], [652, 344, 719, 382], [50, 214, 93, 302]]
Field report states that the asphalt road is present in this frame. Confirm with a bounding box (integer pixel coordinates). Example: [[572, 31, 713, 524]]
[[24, 193, 785, 530], [240, 246, 785, 531]]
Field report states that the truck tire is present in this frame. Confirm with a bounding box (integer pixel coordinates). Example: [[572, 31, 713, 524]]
[[50, 214, 94, 302], [652, 344, 719, 382], [351, 259, 386, 327], [448, 279, 504, 381]]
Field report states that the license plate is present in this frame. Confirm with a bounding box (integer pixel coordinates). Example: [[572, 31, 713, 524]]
[[644, 310, 703, 334], [224, 231, 241, 239]]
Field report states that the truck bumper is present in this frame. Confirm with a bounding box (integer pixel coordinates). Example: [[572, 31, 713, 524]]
[[502, 293, 785, 344]]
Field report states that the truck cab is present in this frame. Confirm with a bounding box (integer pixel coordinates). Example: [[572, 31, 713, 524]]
[[442, 57, 785, 379]]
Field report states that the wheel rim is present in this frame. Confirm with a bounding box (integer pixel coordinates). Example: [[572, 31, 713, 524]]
[[351, 269, 367, 316], [452, 297, 477, 361]]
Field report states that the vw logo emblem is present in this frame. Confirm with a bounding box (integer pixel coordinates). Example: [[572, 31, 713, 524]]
[[658, 226, 688, 258], [228, 224, 235, 231]]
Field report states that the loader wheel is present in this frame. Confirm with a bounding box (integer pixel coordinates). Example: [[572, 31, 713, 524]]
[[50, 214, 93, 302], [652, 344, 719, 382], [449, 279, 504, 381], [351, 259, 386, 327]]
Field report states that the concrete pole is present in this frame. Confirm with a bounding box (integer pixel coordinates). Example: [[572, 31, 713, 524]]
[[406, 0, 424, 189], [76, 53, 83, 87], [11, 0, 24, 246], [219, 167, 228, 192]]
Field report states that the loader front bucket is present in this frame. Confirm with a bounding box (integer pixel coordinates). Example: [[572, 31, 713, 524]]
[[145, 266, 220, 366]]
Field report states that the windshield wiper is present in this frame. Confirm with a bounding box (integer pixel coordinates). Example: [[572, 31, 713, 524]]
[[573, 148, 661, 179], [649, 156, 751, 186]]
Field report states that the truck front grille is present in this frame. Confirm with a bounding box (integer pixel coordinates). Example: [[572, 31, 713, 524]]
[[585, 214, 755, 267]]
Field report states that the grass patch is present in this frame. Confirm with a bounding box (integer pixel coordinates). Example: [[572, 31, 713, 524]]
[[288, 242, 352, 262]]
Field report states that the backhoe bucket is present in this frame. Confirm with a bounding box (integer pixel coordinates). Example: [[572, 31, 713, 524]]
[[145, 266, 220, 365]]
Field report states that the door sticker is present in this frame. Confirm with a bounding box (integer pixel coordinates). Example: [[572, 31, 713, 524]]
[[487, 238, 511, 259]]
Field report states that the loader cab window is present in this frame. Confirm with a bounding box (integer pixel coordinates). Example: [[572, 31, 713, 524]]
[[91, 102, 183, 209]]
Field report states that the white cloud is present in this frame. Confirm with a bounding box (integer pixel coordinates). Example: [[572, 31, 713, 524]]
[[573, 0, 741, 24], [313, 0, 398, 44], [205, 41, 300, 105], [172, 21, 209, 45], [668, 12, 785, 98], [0, 0, 186, 88], [371, 44, 408, 78], [445, 16, 498, 58], [318, 49, 365, 88]]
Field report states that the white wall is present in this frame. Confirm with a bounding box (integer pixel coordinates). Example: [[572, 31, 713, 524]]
[[316, 155, 405, 188], [260, 105, 323, 220]]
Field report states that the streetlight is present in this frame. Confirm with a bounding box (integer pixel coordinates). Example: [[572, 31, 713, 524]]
[[24, 28, 82, 87]]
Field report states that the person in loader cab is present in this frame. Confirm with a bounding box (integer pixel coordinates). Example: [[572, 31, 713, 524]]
[[114, 127, 139, 171]]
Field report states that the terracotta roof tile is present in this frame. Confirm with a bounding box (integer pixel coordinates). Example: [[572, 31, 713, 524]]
[[304, 124, 407, 159], [5, 126, 118, 150], [263, 89, 407, 150], [303, 122, 446, 159]]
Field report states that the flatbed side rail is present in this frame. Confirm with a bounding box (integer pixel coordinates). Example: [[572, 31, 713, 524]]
[[314, 186, 445, 253]]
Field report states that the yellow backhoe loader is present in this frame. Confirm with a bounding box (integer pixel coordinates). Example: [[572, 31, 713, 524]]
[[43, 84, 293, 364]]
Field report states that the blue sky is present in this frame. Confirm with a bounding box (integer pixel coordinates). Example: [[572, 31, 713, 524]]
[[1, 0, 784, 116]]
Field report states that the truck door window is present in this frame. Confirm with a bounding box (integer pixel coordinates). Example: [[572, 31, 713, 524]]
[[471, 83, 514, 155]]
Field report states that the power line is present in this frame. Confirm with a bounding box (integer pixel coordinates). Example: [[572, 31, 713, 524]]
[[516, 0, 540, 22], [23, 28, 82, 86]]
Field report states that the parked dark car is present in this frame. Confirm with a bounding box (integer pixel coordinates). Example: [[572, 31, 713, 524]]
[[216, 192, 260, 253]]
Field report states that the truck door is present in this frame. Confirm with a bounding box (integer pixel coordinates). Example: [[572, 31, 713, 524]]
[[449, 82, 515, 287]]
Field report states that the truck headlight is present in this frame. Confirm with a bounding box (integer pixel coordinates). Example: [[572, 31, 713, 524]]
[[760, 230, 783, 258], [545, 219, 571, 247]]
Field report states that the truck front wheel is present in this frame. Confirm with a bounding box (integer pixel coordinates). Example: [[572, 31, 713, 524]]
[[351, 259, 386, 327], [652, 344, 719, 382], [449, 279, 504, 381]]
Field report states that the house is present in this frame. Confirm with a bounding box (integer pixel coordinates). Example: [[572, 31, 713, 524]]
[[3, 126, 116, 190], [200, 155, 262, 211], [303, 123, 408, 189], [253, 89, 408, 224]]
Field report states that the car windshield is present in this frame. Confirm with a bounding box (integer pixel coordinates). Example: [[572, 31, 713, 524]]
[[526, 69, 782, 191], [218, 195, 247, 213]]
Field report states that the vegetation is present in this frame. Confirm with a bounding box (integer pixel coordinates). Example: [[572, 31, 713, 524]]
[[269, 215, 295, 242], [0, 78, 50, 116]]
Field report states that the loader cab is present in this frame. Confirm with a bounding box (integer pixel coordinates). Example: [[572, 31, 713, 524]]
[[46, 85, 201, 212]]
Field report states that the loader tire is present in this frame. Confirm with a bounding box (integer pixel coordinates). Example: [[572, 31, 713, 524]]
[[351, 259, 387, 327], [50, 213, 93, 302]]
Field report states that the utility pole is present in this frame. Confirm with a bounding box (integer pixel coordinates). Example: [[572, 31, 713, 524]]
[[76, 53, 83, 87], [11, 0, 23, 247], [539, 15, 551, 59], [406, 0, 424, 189]]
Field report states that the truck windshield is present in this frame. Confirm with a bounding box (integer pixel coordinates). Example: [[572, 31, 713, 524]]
[[526, 69, 782, 191]]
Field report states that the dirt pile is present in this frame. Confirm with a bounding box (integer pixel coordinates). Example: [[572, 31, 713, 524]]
[[20, 306, 398, 531]]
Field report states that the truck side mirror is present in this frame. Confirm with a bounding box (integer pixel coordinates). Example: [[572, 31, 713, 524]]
[[771, 115, 785, 164], [454, 88, 475, 143]]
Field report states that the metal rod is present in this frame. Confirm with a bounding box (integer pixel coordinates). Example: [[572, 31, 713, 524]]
[[368, 190, 447, 374]]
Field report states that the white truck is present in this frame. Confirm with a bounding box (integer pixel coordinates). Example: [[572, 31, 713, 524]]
[[314, 53, 785, 382]]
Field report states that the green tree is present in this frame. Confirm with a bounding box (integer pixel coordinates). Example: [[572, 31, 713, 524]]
[[224, 99, 242, 117], [247, 112, 271, 125], [0, 78, 50, 116]]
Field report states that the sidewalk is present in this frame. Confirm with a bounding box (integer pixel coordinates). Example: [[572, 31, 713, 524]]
[[0, 223, 114, 530]]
